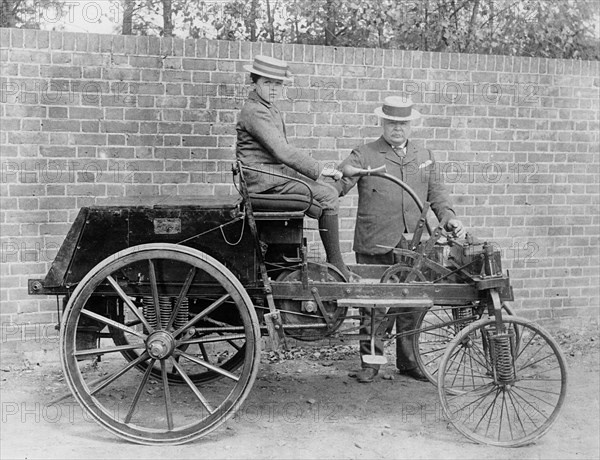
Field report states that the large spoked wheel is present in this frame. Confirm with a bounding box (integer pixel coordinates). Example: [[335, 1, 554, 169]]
[[60, 243, 261, 445], [110, 298, 247, 385], [414, 302, 516, 389], [437, 315, 567, 447]]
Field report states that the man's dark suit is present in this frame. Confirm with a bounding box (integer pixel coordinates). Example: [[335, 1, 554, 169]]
[[337, 136, 456, 370]]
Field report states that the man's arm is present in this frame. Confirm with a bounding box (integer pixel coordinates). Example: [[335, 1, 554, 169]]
[[242, 102, 322, 180], [426, 150, 466, 237], [335, 149, 364, 196]]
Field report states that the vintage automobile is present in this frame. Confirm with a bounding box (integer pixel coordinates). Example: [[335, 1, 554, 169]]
[[29, 163, 567, 446]]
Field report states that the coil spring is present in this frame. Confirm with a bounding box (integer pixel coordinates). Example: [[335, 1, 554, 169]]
[[490, 332, 516, 383], [174, 297, 189, 330], [142, 296, 188, 331], [454, 306, 474, 333], [142, 296, 157, 332], [158, 296, 172, 329]]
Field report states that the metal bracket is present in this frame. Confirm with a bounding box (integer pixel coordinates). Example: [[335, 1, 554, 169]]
[[409, 202, 431, 251], [264, 311, 287, 351], [310, 287, 334, 328]]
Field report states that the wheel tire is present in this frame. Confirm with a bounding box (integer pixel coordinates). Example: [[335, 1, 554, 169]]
[[437, 315, 567, 446], [60, 243, 260, 445]]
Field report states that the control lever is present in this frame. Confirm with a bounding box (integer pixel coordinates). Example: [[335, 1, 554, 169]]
[[341, 164, 387, 177]]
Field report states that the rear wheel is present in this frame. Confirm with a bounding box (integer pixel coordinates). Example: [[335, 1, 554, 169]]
[[60, 243, 260, 445], [110, 297, 247, 385]]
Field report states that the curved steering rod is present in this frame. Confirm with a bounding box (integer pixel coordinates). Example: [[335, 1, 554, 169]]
[[340, 164, 434, 236]]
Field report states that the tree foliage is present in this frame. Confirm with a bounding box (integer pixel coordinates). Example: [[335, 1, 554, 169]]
[[150, 0, 600, 60], [1, 0, 65, 28], [1, 0, 598, 59]]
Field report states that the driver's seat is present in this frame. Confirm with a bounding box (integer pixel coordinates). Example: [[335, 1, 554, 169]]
[[247, 192, 322, 219], [235, 162, 323, 220]]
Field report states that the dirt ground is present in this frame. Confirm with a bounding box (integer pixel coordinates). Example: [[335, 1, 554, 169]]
[[1, 325, 598, 460]]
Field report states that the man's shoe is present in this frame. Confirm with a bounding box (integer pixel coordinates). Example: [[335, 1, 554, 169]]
[[356, 367, 379, 383], [397, 367, 428, 382]]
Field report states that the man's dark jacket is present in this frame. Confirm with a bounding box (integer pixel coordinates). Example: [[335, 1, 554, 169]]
[[337, 136, 456, 255]]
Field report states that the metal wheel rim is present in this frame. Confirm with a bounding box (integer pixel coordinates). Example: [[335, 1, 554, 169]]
[[437, 316, 567, 447], [59, 243, 260, 445]]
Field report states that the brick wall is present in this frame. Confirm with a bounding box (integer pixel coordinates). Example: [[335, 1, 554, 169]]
[[1, 29, 598, 356]]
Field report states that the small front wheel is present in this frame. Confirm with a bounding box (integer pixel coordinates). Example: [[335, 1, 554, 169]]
[[437, 316, 567, 447], [414, 302, 516, 389]]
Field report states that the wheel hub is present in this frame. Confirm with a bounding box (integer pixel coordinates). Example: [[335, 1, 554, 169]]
[[146, 330, 176, 359]]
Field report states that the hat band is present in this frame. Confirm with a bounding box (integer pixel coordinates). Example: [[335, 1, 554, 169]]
[[382, 105, 413, 118], [253, 59, 288, 79]]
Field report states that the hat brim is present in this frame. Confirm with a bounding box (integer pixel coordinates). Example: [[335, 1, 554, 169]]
[[374, 107, 421, 121], [243, 64, 292, 82]]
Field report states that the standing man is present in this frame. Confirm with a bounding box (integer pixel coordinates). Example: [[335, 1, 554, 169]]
[[337, 96, 466, 383], [236, 55, 357, 282]]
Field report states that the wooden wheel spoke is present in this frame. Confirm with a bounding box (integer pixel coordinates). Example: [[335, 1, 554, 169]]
[[225, 338, 242, 351], [106, 275, 154, 333], [74, 343, 145, 358], [179, 333, 247, 346], [167, 267, 197, 330], [160, 360, 174, 430], [62, 244, 260, 444], [90, 352, 150, 395], [148, 260, 162, 330], [199, 343, 210, 362], [173, 294, 231, 338], [169, 357, 215, 415], [179, 351, 240, 382], [124, 358, 156, 424], [81, 309, 145, 339]]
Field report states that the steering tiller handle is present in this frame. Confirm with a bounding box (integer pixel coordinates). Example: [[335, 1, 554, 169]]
[[341, 164, 387, 177]]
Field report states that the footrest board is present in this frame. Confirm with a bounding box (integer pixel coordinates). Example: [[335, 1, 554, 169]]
[[362, 355, 388, 365]]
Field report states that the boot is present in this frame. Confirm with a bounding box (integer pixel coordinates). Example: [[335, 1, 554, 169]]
[[318, 214, 359, 282]]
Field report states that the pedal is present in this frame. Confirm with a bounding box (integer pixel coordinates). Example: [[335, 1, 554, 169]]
[[264, 311, 287, 351], [362, 355, 388, 365]]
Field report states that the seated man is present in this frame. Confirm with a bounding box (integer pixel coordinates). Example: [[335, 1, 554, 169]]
[[236, 55, 356, 281], [336, 96, 466, 382]]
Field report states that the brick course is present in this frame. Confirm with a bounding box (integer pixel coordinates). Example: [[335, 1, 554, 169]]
[[1, 30, 599, 352]]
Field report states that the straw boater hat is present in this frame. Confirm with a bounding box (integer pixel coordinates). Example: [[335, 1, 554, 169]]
[[243, 55, 292, 82], [374, 96, 421, 121]]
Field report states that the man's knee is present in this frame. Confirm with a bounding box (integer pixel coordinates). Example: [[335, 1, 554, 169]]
[[316, 184, 339, 213]]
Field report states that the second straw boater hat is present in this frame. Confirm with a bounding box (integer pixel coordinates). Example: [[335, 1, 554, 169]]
[[243, 55, 292, 82], [374, 96, 421, 121]]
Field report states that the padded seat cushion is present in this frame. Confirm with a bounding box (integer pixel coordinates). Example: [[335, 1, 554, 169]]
[[249, 193, 322, 219]]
